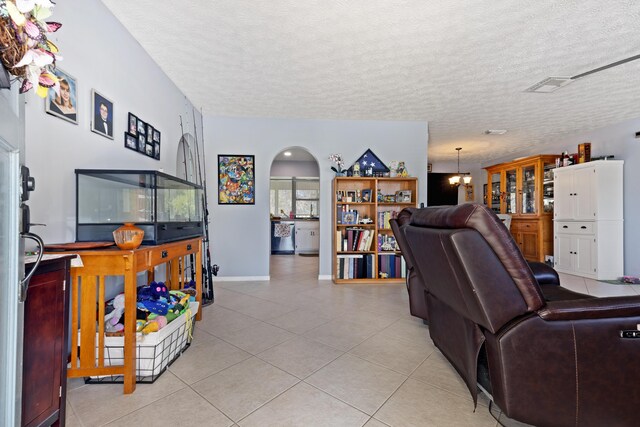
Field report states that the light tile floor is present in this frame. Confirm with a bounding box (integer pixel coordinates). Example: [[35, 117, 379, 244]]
[[65, 257, 639, 426]]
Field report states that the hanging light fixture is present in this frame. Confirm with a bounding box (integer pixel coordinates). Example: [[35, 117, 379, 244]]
[[449, 147, 472, 186]]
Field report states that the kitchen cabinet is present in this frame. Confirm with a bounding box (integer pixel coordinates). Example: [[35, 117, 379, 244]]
[[485, 154, 558, 262], [553, 161, 623, 279], [295, 221, 319, 254]]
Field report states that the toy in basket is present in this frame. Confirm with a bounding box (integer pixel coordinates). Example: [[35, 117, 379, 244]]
[[88, 282, 199, 384], [87, 301, 199, 383]]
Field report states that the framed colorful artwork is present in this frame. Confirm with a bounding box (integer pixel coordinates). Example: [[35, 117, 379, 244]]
[[218, 154, 255, 204]]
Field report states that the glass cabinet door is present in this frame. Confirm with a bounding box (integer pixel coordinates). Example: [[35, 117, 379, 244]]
[[490, 173, 501, 212], [520, 165, 536, 214], [505, 169, 517, 214], [542, 161, 555, 213]]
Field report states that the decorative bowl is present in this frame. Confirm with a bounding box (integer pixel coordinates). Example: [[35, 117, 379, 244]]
[[112, 223, 144, 250]]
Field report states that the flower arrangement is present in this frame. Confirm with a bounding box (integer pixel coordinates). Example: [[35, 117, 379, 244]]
[[328, 153, 345, 174], [0, 0, 62, 96]]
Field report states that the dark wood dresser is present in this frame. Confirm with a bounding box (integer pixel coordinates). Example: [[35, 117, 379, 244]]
[[22, 255, 74, 427]]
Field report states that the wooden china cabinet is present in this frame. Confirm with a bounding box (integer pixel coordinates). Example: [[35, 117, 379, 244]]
[[485, 154, 558, 262]]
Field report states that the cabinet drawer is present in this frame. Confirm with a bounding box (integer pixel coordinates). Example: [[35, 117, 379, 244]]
[[555, 221, 594, 234], [149, 240, 197, 265], [511, 221, 538, 233]]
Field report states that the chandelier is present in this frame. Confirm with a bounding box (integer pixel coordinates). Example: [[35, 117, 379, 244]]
[[449, 147, 472, 186]]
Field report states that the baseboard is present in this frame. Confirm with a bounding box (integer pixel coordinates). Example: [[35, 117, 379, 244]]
[[318, 275, 332, 280], [214, 276, 270, 282]]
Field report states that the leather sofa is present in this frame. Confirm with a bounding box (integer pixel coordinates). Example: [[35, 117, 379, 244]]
[[392, 203, 640, 427]]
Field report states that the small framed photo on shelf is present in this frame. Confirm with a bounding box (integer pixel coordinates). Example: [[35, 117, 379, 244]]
[[362, 189, 372, 202], [341, 210, 358, 225], [346, 190, 356, 203], [396, 190, 412, 203], [336, 191, 345, 202]]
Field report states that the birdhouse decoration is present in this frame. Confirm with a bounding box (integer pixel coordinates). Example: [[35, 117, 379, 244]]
[[347, 149, 390, 177]]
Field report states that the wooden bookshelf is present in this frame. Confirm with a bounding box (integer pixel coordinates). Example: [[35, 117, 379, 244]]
[[332, 176, 418, 284]]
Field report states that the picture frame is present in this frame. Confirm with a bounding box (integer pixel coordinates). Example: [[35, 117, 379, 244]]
[[341, 210, 358, 225], [483, 184, 488, 205], [146, 124, 154, 143], [124, 133, 137, 150], [137, 134, 146, 152], [336, 191, 344, 202], [153, 129, 160, 143], [145, 143, 154, 157], [154, 142, 160, 160], [45, 68, 78, 124], [346, 190, 357, 203], [90, 89, 114, 139], [362, 189, 372, 203], [397, 190, 412, 203], [218, 155, 255, 204], [137, 119, 146, 136], [128, 113, 138, 136], [465, 184, 475, 202]]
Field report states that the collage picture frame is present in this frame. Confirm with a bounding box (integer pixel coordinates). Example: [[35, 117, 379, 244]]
[[124, 112, 160, 160]]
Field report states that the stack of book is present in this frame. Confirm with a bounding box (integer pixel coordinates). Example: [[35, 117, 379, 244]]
[[336, 228, 375, 252], [336, 254, 375, 279]]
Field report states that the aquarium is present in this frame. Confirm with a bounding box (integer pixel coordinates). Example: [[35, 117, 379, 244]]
[[75, 169, 203, 244]]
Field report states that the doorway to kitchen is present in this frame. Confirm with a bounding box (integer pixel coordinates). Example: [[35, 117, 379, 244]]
[[269, 147, 320, 280]]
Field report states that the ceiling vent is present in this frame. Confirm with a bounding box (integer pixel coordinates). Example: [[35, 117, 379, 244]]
[[524, 77, 573, 93], [484, 129, 507, 135]]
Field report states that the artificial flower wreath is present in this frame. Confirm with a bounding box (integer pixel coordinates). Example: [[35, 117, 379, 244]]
[[0, 0, 62, 97]]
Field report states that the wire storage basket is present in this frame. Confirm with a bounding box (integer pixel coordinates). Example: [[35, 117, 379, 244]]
[[85, 302, 199, 384]]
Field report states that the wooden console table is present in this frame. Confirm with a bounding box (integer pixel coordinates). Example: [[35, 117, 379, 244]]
[[61, 237, 202, 394]]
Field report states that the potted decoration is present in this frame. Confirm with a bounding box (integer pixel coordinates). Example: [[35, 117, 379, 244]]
[[329, 153, 346, 176]]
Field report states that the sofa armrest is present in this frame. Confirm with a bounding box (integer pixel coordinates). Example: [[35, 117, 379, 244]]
[[538, 295, 640, 320], [527, 261, 559, 286]]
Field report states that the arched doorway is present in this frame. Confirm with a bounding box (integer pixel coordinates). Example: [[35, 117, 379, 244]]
[[269, 147, 320, 280]]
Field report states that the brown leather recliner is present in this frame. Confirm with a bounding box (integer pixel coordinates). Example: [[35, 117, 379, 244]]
[[390, 207, 563, 323], [394, 203, 640, 427]]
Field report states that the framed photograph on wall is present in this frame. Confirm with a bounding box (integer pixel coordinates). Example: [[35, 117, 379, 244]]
[[90, 89, 114, 139], [124, 133, 137, 150], [137, 119, 146, 136], [128, 113, 138, 136], [154, 142, 160, 160], [218, 154, 255, 204], [137, 134, 146, 152], [45, 68, 78, 124], [146, 124, 153, 143], [465, 184, 475, 202]]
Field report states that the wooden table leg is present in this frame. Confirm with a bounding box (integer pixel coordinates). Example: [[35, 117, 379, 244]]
[[123, 253, 137, 394]]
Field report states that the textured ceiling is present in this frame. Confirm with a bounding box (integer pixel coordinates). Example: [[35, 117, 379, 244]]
[[102, 0, 640, 163]]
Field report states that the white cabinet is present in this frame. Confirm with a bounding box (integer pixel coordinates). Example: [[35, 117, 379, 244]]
[[295, 221, 319, 254], [553, 161, 623, 280]]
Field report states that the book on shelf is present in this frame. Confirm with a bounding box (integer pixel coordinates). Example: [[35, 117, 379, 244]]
[[338, 228, 374, 252], [377, 254, 406, 279], [336, 254, 375, 279], [377, 210, 399, 229]]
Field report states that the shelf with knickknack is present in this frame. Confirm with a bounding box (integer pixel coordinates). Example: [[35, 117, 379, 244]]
[[332, 176, 418, 284]]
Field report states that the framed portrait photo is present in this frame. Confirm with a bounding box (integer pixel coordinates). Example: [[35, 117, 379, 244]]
[[218, 154, 255, 204], [45, 68, 78, 124], [146, 124, 153, 143], [145, 143, 154, 157], [137, 119, 146, 136], [154, 142, 160, 160], [153, 129, 160, 143], [124, 132, 137, 151], [137, 134, 146, 152], [128, 113, 138, 136], [91, 90, 114, 139]]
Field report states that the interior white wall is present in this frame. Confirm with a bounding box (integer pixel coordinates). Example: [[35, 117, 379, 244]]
[[24, 0, 199, 244], [270, 160, 320, 177], [204, 116, 428, 278]]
